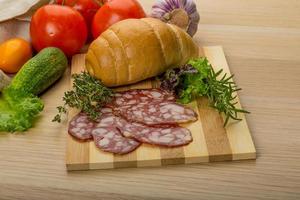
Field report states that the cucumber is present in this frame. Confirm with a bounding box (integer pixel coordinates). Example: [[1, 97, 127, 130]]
[[7, 47, 68, 95]]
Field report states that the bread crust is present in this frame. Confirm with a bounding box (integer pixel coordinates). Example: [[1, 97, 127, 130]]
[[86, 18, 199, 87]]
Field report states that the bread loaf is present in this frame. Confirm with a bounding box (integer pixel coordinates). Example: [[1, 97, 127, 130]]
[[85, 18, 199, 87]]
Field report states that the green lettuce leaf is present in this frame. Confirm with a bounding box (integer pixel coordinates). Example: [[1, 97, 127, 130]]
[[0, 88, 44, 132], [159, 57, 250, 126]]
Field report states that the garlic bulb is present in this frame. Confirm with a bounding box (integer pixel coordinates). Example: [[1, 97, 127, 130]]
[[151, 0, 200, 37]]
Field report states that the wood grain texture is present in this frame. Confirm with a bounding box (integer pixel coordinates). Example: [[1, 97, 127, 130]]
[[0, 0, 300, 199], [65, 55, 90, 171], [66, 47, 255, 170]]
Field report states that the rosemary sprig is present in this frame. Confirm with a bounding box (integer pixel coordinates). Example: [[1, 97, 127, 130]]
[[206, 66, 250, 125], [53, 72, 113, 123], [160, 58, 250, 126]]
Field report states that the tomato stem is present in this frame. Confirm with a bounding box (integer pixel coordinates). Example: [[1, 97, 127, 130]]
[[93, 0, 105, 6]]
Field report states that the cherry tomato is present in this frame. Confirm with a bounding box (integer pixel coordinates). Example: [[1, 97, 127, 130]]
[[30, 5, 87, 57], [92, 0, 146, 38], [0, 38, 32, 73], [55, 0, 102, 39]]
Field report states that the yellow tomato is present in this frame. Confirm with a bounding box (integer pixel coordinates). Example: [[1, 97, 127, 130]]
[[0, 38, 32, 73]]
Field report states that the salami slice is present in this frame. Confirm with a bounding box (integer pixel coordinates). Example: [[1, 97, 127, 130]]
[[117, 120, 193, 147], [68, 108, 114, 141], [92, 113, 141, 154], [111, 89, 176, 107], [114, 101, 198, 126], [68, 112, 95, 141], [92, 110, 192, 150], [97, 111, 192, 147]]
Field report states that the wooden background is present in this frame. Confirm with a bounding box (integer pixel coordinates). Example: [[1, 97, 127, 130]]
[[0, 0, 300, 199]]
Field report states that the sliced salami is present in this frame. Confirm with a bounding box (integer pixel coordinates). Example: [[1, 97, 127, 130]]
[[68, 112, 95, 141], [68, 108, 114, 141], [92, 111, 192, 149], [92, 113, 141, 154], [68, 88, 197, 154], [114, 101, 198, 126], [117, 120, 193, 147], [110, 89, 176, 107]]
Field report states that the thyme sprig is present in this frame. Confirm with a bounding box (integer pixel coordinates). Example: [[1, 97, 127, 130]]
[[53, 72, 113, 123]]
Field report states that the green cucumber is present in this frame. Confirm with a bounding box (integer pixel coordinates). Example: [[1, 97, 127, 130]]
[[0, 47, 68, 132], [7, 47, 68, 95]]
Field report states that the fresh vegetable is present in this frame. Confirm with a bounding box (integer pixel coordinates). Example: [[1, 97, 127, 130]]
[[0, 47, 68, 132], [53, 72, 113, 123], [0, 38, 32, 73], [159, 58, 249, 125], [55, 0, 103, 40], [0, 90, 44, 132], [92, 0, 146, 38], [30, 5, 88, 57], [8, 47, 68, 96], [151, 0, 200, 37], [0, 70, 11, 91]]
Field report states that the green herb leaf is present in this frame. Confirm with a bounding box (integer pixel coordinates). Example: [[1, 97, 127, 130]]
[[53, 72, 113, 123], [159, 57, 250, 126]]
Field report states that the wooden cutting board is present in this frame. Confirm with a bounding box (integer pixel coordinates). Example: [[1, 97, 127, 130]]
[[66, 46, 256, 171]]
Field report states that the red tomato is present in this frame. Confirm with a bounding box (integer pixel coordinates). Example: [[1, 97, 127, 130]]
[[92, 0, 146, 38], [30, 5, 87, 57], [55, 0, 102, 39]]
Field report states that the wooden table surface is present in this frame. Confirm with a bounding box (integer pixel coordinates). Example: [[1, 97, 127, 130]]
[[0, 0, 300, 199]]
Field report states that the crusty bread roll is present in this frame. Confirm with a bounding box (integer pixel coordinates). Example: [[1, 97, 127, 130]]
[[86, 18, 199, 87]]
